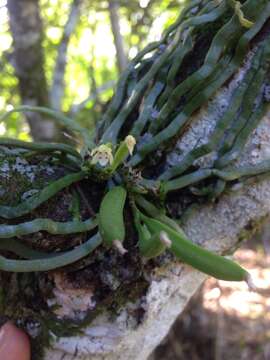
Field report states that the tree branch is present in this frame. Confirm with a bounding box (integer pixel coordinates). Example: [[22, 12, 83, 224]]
[[50, 0, 82, 111], [108, 0, 127, 73]]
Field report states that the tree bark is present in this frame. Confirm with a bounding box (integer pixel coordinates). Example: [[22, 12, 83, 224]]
[[6, 0, 59, 141]]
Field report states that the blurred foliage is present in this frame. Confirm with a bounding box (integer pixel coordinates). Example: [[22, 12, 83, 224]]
[[0, 0, 185, 139]]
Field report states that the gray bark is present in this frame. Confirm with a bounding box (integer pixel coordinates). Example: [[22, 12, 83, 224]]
[[6, 0, 59, 141]]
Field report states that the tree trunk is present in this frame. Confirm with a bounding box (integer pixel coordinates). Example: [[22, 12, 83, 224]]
[[6, 0, 59, 141], [1, 1, 270, 359]]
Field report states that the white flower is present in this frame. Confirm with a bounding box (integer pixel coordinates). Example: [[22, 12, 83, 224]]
[[90, 145, 113, 167]]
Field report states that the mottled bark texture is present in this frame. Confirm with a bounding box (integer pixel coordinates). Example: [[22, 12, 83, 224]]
[[6, 0, 59, 141]]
